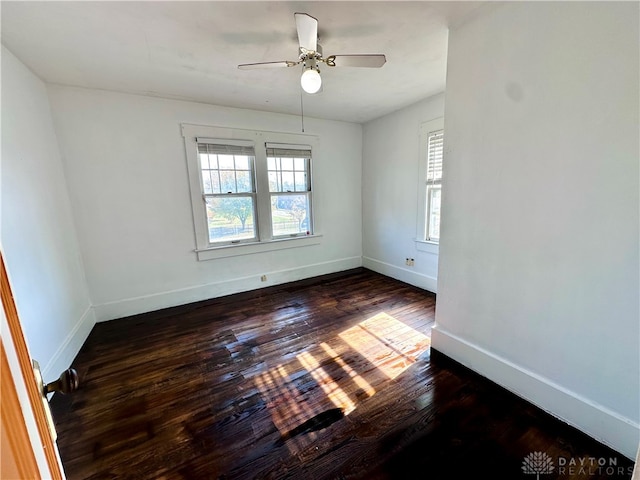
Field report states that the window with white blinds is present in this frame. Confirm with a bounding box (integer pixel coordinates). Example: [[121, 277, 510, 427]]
[[416, 117, 444, 247], [182, 124, 319, 258], [266, 143, 312, 238], [196, 141, 257, 244], [425, 129, 444, 242]]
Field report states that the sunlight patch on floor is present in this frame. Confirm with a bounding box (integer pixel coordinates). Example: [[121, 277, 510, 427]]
[[254, 363, 310, 434], [253, 311, 431, 449], [297, 350, 357, 415], [338, 312, 430, 380], [320, 342, 376, 399]]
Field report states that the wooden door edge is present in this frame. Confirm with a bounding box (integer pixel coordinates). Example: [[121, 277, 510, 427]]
[[1, 341, 41, 479], [1, 252, 64, 479]]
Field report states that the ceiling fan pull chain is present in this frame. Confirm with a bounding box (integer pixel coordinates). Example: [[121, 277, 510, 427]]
[[300, 89, 305, 133]]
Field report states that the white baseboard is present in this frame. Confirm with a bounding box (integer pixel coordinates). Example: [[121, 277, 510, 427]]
[[431, 325, 640, 460], [93, 256, 363, 322], [42, 305, 95, 384], [362, 256, 437, 293]]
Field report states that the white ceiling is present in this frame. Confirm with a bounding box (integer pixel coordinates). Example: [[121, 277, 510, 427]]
[[1, 1, 489, 124]]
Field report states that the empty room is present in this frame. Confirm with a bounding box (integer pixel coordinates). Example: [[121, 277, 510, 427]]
[[1, 1, 638, 479]]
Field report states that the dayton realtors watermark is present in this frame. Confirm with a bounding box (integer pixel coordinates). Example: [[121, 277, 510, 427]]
[[522, 451, 634, 478], [557, 456, 632, 476]]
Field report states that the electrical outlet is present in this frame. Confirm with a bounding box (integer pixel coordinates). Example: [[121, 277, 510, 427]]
[[260, 275, 267, 282]]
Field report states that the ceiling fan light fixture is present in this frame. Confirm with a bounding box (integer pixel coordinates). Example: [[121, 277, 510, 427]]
[[301, 66, 322, 94], [237, 12, 386, 97]]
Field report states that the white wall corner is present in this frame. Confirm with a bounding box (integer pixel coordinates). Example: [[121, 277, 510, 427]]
[[431, 325, 640, 461], [362, 256, 437, 294], [42, 305, 96, 384]]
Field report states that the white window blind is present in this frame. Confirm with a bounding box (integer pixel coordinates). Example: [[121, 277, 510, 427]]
[[265, 144, 312, 159], [426, 130, 444, 183], [197, 143, 255, 157]]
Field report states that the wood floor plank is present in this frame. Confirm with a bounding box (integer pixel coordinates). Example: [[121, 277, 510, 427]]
[[49, 268, 634, 479]]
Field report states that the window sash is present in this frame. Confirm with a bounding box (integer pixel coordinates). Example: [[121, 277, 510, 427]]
[[198, 144, 256, 196], [270, 191, 312, 238], [426, 185, 441, 242], [426, 130, 444, 183], [205, 194, 258, 244], [267, 157, 311, 193]]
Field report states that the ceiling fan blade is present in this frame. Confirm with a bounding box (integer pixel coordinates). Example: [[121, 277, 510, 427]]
[[295, 12, 318, 52], [326, 54, 387, 68], [238, 61, 299, 70]]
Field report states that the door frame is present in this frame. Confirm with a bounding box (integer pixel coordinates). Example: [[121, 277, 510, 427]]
[[1, 251, 64, 479]]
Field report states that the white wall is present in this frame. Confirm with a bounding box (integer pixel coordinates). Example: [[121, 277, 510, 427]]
[[1, 46, 95, 383], [433, 2, 639, 459], [46, 86, 363, 321], [362, 93, 445, 292]]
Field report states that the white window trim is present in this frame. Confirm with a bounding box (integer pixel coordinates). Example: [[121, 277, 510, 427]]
[[195, 234, 322, 261], [415, 239, 439, 255], [182, 123, 321, 261], [415, 117, 444, 248]]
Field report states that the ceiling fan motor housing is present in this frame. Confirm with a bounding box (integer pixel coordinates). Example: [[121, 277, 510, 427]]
[[302, 55, 320, 74], [300, 44, 322, 70]]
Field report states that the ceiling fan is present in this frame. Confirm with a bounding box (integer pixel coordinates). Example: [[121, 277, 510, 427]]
[[238, 12, 386, 94]]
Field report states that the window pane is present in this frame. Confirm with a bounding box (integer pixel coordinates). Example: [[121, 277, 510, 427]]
[[202, 171, 213, 194], [220, 171, 236, 193], [281, 172, 295, 192], [281, 157, 293, 171], [427, 187, 441, 241], [268, 172, 279, 192], [218, 154, 235, 170], [210, 171, 221, 194], [294, 157, 305, 171], [234, 155, 250, 170], [236, 170, 252, 192], [200, 153, 210, 170], [206, 196, 256, 243], [294, 172, 308, 191], [271, 194, 311, 237]]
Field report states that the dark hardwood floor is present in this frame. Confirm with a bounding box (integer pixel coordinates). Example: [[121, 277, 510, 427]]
[[49, 268, 635, 479]]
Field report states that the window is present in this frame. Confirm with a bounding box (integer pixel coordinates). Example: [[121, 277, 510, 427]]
[[425, 129, 443, 242], [267, 145, 312, 238], [182, 124, 320, 260], [198, 142, 257, 244], [416, 117, 444, 247]]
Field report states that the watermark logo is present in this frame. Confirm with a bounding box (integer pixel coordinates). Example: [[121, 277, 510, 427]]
[[522, 452, 634, 477], [522, 451, 555, 479]]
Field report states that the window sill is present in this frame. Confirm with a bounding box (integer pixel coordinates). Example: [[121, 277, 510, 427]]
[[195, 234, 322, 261], [415, 239, 439, 255]]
